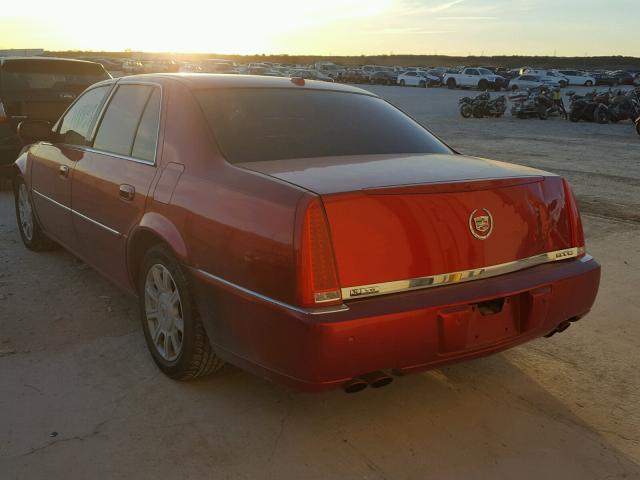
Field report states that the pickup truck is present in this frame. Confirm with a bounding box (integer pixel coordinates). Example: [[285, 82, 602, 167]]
[[443, 68, 505, 91]]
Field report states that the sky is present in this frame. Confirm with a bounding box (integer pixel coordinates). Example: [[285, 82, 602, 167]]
[[1, 0, 639, 56]]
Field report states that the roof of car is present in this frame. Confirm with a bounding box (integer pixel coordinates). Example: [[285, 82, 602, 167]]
[[107, 73, 374, 95], [0, 56, 102, 65]]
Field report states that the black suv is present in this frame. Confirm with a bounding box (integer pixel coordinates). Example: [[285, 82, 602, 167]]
[[0, 57, 110, 176]]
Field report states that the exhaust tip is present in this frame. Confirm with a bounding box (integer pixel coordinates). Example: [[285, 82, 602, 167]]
[[343, 378, 368, 394], [369, 376, 393, 389], [359, 371, 394, 389], [545, 320, 572, 338]]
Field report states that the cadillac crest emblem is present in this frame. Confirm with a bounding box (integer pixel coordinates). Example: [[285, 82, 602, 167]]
[[469, 208, 493, 240]]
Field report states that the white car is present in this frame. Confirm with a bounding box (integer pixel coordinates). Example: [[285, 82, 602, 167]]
[[509, 75, 561, 91], [397, 71, 439, 87], [443, 67, 505, 90], [555, 70, 597, 86], [521, 69, 569, 87]]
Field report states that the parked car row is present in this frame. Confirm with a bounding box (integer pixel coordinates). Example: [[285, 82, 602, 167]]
[[46, 55, 640, 93]]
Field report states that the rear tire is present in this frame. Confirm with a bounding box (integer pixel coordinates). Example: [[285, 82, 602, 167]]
[[13, 177, 56, 252], [511, 85, 519, 92], [139, 244, 225, 380], [636, 121, 640, 136], [419, 80, 426, 88]]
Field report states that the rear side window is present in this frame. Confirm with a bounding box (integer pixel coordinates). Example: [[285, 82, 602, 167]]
[[58, 86, 110, 146], [93, 84, 153, 157], [131, 89, 161, 162], [195, 88, 451, 163]]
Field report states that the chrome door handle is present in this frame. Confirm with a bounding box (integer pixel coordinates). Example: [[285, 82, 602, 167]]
[[119, 184, 135, 201], [59, 165, 70, 178]]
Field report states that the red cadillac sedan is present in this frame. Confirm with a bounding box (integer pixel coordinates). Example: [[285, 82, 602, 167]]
[[13, 74, 600, 392]]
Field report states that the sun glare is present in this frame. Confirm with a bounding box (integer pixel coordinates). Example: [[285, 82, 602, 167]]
[[2, 0, 393, 53]]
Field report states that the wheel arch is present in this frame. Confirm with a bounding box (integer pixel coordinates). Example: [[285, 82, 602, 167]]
[[127, 212, 189, 289]]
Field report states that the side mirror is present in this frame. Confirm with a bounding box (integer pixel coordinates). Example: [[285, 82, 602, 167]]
[[17, 120, 52, 145]]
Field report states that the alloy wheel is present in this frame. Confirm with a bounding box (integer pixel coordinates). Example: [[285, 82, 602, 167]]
[[18, 183, 33, 242], [144, 264, 184, 361]]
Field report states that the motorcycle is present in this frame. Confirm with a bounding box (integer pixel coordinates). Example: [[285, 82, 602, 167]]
[[567, 90, 610, 124], [459, 92, 507, 118], [538, 88, 568, 120], [510, 87, 551, 119]]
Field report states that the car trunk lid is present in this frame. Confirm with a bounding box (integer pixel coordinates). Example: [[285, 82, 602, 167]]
[[240, 154, 575, 296]]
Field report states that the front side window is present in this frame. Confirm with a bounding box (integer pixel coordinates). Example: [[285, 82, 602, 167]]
[[58, 86, 110, 146], [195, 88, 451, 164], [93, 84, 153, 157]]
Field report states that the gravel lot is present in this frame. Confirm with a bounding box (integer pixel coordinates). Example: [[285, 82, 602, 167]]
[[1, 84, 639, 479]]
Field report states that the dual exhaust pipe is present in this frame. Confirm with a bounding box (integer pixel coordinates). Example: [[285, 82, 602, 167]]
[[545, 316, 581, 338], [343, 371, 393, 394], [345, 316, 582, 392]]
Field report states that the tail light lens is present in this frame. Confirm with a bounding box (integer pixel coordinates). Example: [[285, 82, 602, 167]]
[[562, 178, 585, 256], [298, 198, 342, 307]]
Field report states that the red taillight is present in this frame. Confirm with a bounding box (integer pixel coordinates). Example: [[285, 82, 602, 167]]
[[298, 198, 342, 307], [562, 178, 585, 255]]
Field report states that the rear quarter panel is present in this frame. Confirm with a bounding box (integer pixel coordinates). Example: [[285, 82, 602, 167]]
[[155, 80, 307, 305]]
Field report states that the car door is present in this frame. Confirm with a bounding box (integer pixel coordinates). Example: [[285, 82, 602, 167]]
[[29, 84, 112, 252], [71, 82, 162, 287], [465, 69, 479, 87], [403, 72, 413, 86]]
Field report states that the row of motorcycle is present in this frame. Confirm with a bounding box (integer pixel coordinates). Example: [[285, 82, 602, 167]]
[[459, 87, 640, 135]]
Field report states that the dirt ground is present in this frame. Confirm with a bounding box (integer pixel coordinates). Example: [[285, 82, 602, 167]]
[[0, 85, 639, 479]]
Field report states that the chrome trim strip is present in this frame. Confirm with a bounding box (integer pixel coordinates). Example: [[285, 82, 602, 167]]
[[193, 268, 350, 316], [32, 189, 71, 212], [32, 189, 121, 237], [342, 247, 584, 300], [72, 209, 121, 236]]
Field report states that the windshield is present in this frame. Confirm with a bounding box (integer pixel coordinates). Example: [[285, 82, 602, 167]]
[[0, 59, 109, 92], [195, 88, 450, 163]]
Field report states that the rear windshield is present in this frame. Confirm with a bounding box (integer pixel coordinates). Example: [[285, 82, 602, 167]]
[[0, 60, 109, 92], [195, 88, 450, 163]]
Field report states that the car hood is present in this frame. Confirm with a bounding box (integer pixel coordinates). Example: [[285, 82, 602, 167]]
[[236, 153, 550, 195]]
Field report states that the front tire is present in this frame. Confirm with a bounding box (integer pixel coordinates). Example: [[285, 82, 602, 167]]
[[399, 79, 405, 86], [460, 104, 473, 118], [139, 245, 224, 380], [447, 78, 456, 89], [585, 80, 593, 86], [14, 177, 56, 251]]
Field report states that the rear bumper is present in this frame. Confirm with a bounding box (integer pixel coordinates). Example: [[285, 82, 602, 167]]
[[190, 255, 600, 392]]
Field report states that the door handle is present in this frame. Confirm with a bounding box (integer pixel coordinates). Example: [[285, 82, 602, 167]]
[[119, 184, 135, 201], [59, 165, 70, 178]]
